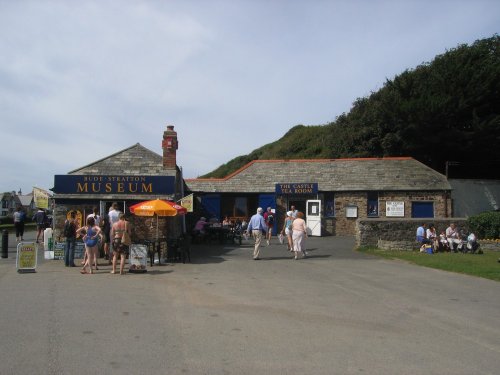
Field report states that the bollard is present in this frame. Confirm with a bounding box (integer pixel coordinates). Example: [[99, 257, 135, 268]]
[[1, 230, 8, 258]]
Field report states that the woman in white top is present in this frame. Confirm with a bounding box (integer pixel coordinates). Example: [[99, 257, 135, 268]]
[[291, 211, 308, 259], [426, 223, 439, 252]]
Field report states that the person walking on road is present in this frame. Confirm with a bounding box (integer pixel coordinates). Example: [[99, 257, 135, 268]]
[[263, 207, 275, 246], [291, 211, 308, 259], [13, 206, 25, 242], [32, 208, 47, 243], [281, 211, 294, 252], [246, 207, 267, 260]]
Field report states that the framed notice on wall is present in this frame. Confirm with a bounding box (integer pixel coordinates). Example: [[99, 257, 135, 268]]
[[346, 205, 358, 218], [386, 201, 405, 217]]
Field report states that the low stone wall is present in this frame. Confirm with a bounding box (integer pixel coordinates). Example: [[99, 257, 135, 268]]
[[480, 241, 500, 252], [356, 218, 469, 250]]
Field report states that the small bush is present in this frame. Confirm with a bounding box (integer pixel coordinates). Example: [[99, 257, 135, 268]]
[[467, 211, 500, 239]]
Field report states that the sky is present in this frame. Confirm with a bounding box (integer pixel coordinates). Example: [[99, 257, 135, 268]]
[[1, 0, 499, 195]]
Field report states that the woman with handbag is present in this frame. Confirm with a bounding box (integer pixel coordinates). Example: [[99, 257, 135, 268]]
[[110, 213, 131, 275], [280, 211, 294, 252], [77, 216, 102, 274]]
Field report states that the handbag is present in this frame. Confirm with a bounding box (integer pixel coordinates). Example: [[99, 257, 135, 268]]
[[121, 223, 131, 246]]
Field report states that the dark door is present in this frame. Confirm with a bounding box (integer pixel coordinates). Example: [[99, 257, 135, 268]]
[[201, 194, 221, 221], [412, 202, 434, 218]]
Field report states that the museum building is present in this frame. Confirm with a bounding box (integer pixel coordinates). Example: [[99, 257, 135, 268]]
[[51, 126, 184, 241]]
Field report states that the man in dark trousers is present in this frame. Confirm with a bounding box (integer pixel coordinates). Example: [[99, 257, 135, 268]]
[[63, 211, 77, 267], [32, 208, 47, 243]]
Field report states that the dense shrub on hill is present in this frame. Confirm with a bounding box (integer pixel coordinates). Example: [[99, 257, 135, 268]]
[[201, 35, 500, 179]]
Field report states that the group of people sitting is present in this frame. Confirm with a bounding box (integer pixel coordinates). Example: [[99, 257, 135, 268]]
[[416, 222, 480, 253]]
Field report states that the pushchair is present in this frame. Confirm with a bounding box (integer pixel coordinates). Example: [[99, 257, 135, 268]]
[[464, 233, 481, 254], [230, 220, 245, 245]]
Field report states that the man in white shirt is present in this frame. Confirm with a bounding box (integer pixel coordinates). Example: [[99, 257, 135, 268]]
[[446, 223, 462, 252], [108, 202, 120, 226], [87, 207, 101, 227]]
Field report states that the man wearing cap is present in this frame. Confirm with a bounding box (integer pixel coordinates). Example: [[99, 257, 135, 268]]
[[246, 207, 267, 260]]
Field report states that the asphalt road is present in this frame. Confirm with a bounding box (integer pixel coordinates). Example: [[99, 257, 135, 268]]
[[1, 230, 499, 375]]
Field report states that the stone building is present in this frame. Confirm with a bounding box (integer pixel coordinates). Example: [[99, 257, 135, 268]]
[[51, 125, 184, 241], [185, 157, 452, 236]]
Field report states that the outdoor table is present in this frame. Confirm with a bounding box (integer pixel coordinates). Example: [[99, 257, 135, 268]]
[[205, 225, 230, 244]]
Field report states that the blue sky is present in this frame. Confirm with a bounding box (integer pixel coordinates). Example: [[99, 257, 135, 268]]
[[1, 0, 498, 194]]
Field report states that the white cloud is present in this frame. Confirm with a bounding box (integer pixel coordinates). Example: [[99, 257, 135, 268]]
[[0, 0, 499, 192]]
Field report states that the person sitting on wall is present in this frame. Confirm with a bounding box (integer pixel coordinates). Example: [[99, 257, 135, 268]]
[[439, 230, 450, 252], [416, 223, 431, 251], [446, 223, 462, 252], [426, 223, 439, 252]]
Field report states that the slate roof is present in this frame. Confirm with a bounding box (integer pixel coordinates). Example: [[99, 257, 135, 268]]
[[185, 157, 451, 193], [54, 143, 177, 200], [68, 143, 175, 177]]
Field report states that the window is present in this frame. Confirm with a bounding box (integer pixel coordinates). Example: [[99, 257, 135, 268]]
[[234, 197, 247, 217], [411, 202, 434, 218], [324, 193, 335, 217], [221, 196, 248, 219], [367, 192, 378, 217]]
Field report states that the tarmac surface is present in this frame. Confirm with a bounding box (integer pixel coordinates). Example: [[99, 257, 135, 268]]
[[1, 229, 499, 375]]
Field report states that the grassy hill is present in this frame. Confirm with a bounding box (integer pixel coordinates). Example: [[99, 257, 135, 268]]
[[201, 35, 500, 179]]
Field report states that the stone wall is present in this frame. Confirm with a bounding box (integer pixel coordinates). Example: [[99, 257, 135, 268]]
[[355, 218, 469, 250], [329, 190, 451, 236]]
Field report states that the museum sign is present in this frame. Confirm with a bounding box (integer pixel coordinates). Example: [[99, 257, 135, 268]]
[[52, 175, 175, 195]]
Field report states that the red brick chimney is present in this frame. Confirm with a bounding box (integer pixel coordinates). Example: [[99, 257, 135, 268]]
[[162, 125, 178, 169]]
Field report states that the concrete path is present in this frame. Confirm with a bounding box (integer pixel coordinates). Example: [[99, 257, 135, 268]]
[[1, 231, 499, 374]]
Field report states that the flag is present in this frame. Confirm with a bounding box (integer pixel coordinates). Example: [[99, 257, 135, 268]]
[[33, 187, 49, 209], [179, 194, 194, 212]]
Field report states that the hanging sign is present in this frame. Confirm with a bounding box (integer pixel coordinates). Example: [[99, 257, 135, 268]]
[[180, 194, 194, 212], [33, 187, 49, 209], [16, 242, 38, 272]]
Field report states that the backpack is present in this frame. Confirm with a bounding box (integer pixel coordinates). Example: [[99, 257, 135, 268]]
[[63, 220, 76, 238], [267, 214, 274, 224]]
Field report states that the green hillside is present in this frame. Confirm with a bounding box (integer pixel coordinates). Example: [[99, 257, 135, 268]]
[[201, 35, 500, 179]]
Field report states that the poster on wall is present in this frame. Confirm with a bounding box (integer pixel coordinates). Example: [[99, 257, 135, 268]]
[[386, 201, 405, 217], [346, 205, 358, 218]]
